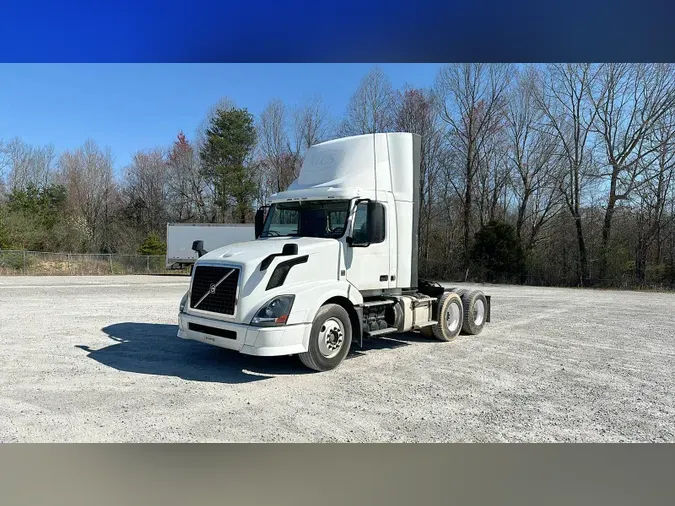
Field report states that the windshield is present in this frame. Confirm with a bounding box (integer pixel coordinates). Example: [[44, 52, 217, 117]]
[[261, 200, 351, 239]]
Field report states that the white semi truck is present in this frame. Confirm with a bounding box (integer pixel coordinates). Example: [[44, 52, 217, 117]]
[[177, 132, 491, 371]]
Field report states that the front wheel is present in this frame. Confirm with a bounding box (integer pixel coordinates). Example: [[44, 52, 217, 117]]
[[298, 304, 353, 372]]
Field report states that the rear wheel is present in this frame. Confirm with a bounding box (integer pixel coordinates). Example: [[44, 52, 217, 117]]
[[420, 326, 434, 338], [298, 303, 353, 372], [423, 292, 464, 342], [457, 290, 488, 335]]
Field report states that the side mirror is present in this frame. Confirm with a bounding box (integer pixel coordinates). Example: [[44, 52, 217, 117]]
[[346, 235, 369, 247], [347, 200, 385, 248], [366, 201, 385, 244], [255, 206, 268, 239], [192, 240, 207, 258], [347, 238, 370, 248]]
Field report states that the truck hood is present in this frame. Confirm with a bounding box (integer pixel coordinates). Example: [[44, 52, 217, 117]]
[[191, 236, 342, 323], [196, 236, 339, 271], [186, 237, 344, 323]]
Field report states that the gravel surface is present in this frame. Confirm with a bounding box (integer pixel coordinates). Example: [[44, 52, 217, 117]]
[[1, 275, 673, 442]]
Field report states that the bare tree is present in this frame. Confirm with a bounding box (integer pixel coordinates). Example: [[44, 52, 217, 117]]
[[506, 66, 563, 252], [435, 63, 514, 272], [122, 148, 170, 235], [249, 157, 274, 208], [57, 140, 116, 252], [633, 111, 675, 283], [0, 138, 56, 191], [339, 66, 397, 136], [258, 99, 299, 193], [533, 63, 600, 285], [591, 63, 675, 279], [475, 128, 511, 226], [668, 172, 675, 285], [292, 95, 334, 151], [395, 86, 446, 266], [166, 132, 215, 222], [0, 139, 5, 185], [256, 96, 334, 202]]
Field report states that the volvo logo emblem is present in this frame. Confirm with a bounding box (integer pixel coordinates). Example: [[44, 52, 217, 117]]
[[193, 269, 235, 310]]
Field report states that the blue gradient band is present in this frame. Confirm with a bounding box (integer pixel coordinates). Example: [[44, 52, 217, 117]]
[[1, 0, 675, 62]]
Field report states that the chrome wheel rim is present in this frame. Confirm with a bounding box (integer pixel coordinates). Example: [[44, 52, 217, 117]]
[[474, 299, 485, 326], [317, 318, 344, 359], [445, 302, 461, 333]]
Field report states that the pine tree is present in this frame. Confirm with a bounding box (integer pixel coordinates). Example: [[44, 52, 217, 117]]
[[199, 108, 258, 223], [137, 232, 166, 256]]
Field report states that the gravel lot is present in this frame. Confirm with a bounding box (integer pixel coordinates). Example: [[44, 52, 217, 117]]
[[1, 275, 673, 442]]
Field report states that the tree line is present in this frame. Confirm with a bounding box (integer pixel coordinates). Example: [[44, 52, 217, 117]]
[[2, 63, 675, 288]]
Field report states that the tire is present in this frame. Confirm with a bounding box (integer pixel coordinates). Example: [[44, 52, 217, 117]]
[[457, 290, 488, 335], [298, 303, 353, 372], [425, 292, 464, 342], [420, 325, 434, 338]]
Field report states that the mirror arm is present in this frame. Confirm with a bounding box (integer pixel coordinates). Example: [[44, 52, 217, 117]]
[[346, 236, 370, 248]]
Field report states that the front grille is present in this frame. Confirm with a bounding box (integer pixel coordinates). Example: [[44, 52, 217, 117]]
[[190, 265, 240, 316]]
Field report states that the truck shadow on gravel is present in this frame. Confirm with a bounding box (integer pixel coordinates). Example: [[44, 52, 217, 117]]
[[77, 322, 418, 384], [78, 323, 308, 384]]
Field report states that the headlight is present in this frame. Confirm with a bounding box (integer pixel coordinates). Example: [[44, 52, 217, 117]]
[[251, 295, 295, 326], [179, 292, 188, 313]]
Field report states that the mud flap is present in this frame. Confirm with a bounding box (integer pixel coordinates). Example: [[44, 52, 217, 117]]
[[354, 306, 364, 348], [485, 295, 491, 323]]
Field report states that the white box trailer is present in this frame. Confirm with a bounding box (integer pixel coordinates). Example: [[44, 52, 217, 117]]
[[165, 223, 255, 269]]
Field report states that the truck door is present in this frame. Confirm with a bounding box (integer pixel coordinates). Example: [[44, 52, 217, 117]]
[[344, 198, 391, 291]]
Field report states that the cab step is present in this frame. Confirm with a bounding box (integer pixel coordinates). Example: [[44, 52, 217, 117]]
[[414, 320, 438, 329], [413, 320, 438, 330], [364, 327, 399, 338]]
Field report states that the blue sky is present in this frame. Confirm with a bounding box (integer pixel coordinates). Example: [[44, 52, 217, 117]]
[[0, 64, 443, 174]]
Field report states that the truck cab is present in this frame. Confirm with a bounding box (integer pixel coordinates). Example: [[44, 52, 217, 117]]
[[177, 132, 491, 371]]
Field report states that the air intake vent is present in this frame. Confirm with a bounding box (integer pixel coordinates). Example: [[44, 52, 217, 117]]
[[266, 255, 308, 290]]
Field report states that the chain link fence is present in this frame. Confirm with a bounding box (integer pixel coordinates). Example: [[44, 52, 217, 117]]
[[420, 256, 675, 290], [0, 250, 190, 276]]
